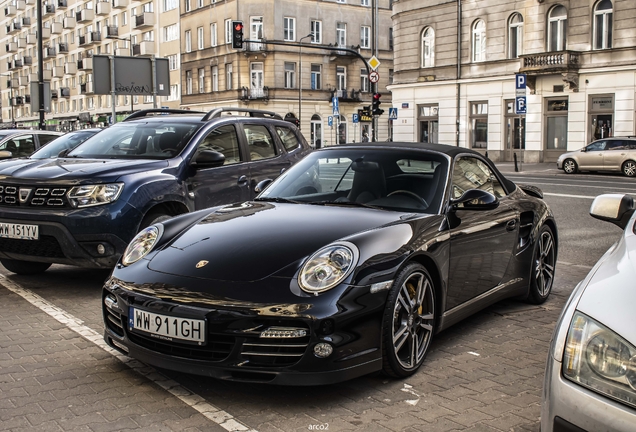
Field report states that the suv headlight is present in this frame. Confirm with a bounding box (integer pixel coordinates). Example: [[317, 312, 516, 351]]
[[298, 242, 358, 294], [121, 225, 161, 266], [563, 311, 636, 409], [68, 183, 124, 208]]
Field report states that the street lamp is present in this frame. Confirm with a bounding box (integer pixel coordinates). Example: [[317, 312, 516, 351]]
[[298, 33, 313, 131]]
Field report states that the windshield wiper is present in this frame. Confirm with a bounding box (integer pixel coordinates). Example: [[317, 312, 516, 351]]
[[254, 197, 303, 204], [310, 200, 382, 210]]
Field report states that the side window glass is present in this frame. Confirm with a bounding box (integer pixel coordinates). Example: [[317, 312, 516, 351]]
[[198, 125, 242, 165], [587, 141, 606, 151], [452, 157, 506, 200], [1, 135, 35, 157], [275, 126, 300, 152], [38, 134, 61, 147], [606, 141, 626, 151], [244, 124, 276, 160]]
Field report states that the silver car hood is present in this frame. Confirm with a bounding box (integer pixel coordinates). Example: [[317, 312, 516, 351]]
[[575, 221, 636, 345]]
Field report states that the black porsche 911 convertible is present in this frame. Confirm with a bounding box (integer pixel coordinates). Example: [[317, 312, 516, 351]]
[[102, 142, 557, 385]]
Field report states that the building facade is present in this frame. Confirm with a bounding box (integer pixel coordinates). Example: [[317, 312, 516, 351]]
[[179, 0, 394, 146], [390, 0, 636, 162], [0, 0, 180, 130]]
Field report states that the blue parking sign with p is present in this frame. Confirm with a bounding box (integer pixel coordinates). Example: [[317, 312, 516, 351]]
[[328, 116, 333, 127], [515, 97, 527, 114], [516, 73, 526, 90]]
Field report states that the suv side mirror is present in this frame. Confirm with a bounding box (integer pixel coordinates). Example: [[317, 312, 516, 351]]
[[193, 150, 225, 168], [450, 189, 499, 211], [590, 194, 635, 230]]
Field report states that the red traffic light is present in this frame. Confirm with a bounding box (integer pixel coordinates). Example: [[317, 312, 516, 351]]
[[373, 93, 381, 100], [234, 22, 243, 31]]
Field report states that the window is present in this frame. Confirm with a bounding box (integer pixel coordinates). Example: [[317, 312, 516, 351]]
[[336, 66, 346, 91], [210, 23, 217, 47], [284, 62, 296, 89], [198, 68, 204, 93], [163, 24, 178, 42], [421, 27, 435, 67], [250, 16, 263, 43], [211, 65, 218, 91], [168, 84, 179, 101], [310, 64, 321, 90], [388, 69, 394, 85], [276, 126, 300, 151], [197, 26, 204, 50], [163, 0, 177, 12], [548, 5, 567, 52], [122, 11, 127, 26], [311, 20, 321, 43], [360, 68, 369, 92], [594, 0, 613, 50], [360, 26, 370, 49], [389, 28, 393, 50], [336, 23, 346, 47], [225, 63, 232, 90], [472, 20, 486, 62], [199, 125, 242, 165], [185, 30, 191, 52], [250, 63, 264, 93], [142, 2, 153, 13], [284, 17, 295, 41], [361, 0, 369, 6], [452, 157, 505, 200], [197, 0, 203, 8], [225, 19, 232, 44], [168, 53, 179, 70], [245, 124, 277, 160], [508, 13, 523, 58], [185, 0, 190, 12], [470, 102, 488, 148], [186, 70, 192, 94]]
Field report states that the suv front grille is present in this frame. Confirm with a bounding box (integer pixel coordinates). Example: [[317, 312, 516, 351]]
[[0, 235, 65, 257], [0, 185, 70, 208]]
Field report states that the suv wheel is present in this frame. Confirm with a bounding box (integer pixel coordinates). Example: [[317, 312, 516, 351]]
[[0, 259, 52, 275]]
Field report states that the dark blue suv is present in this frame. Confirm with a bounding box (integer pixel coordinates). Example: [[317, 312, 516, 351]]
[[0, 108, 311, 274]]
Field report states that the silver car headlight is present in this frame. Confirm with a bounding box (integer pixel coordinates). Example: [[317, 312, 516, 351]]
[[299, 242, 359, 294], [68, 183, 124, 208], [563, 311, 636, 408], [121, 225, 161, 266]]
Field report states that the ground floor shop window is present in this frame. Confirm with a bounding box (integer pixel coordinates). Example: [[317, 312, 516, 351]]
[[470, 102, 488, 149], [546, 98, 568, 150], [418, 104, 439, 143], [589, 94, 614, 142], [504, 99, 525, 161]]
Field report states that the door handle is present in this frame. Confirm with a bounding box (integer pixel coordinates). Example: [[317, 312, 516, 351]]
[[506, 219, 517, 231], [237, 175, 248, 186]]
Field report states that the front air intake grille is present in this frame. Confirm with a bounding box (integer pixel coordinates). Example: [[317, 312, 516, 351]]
[[240, 334, 310, 367], [0, 184, 71, 208], [0, 235, 64, 257]]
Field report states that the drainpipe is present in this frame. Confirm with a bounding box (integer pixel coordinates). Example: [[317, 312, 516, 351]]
[[456, 0, 462, 147]]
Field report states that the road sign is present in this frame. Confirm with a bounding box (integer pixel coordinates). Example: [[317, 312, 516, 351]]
[[515, 73, 527, 90], [352, 113, 359, 124], [332, 97, 339, 116], [369, 71, 380, 83], [515, 96, 527, 115], [368, 56, 381, 71], [388, 108, 398, 120], [328, 116, 333, 127]]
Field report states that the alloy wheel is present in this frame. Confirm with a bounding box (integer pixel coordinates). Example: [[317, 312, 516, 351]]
[[535, 230, 555, 297], [563, 159, 576, 174], [623, 161, 636, 177]]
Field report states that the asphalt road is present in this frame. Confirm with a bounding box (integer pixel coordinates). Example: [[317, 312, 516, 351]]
[[1, 168, 634, 432]]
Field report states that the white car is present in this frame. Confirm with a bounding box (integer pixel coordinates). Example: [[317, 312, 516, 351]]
[[541, 194, 636, 431]]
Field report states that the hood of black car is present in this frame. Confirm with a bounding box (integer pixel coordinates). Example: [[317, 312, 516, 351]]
[[147, 201, 408, 282], [0, 158, 167, 183]]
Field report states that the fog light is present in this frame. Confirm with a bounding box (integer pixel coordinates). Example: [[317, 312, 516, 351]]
[[104, 294, 117, 310], [314, 342, 333, 358], [260, 327, 307, 338], [97, 244, 106, 255]]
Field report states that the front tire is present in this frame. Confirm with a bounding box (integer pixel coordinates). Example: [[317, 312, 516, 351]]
[[563, 159, 578, 174], [622, 160, 636, 177], [525, 225, 556, 305], [0, 259, 52, 275], [382, 263, 436, 378]]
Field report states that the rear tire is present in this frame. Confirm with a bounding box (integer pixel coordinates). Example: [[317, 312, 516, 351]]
[[622, 160, 636, 177], [0, 259, 51, 275], [562, 159, 577, 174], [525, 225, 556, 305]]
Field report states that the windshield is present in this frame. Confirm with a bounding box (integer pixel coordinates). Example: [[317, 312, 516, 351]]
[[259, 148, 449, 214], [30, 130, 100, 159], [67, 122, 202, 159]]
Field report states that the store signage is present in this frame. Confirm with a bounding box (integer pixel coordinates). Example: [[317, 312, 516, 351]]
[[592, 97, 613, 110]]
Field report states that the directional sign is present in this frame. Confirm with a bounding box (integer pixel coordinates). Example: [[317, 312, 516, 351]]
[[515, 97, 527, 115], [352, 113, 359, 124], [328, 116, 333, 127], [332, 97, 339, 116], [388, 107, 398, 120], [369, 71, 379, 84], [368, 56, 381, 71]]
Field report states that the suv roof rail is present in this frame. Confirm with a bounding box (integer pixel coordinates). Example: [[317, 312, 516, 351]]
[[123, 109, 207, 122], [201, 107, 283, 122]]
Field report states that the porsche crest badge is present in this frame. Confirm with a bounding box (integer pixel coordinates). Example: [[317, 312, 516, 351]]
[[195, 260, 209, 269]]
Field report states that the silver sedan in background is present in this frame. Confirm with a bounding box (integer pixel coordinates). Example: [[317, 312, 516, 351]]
[[556, 138, 636, 176], [541, 194, 636, 431]]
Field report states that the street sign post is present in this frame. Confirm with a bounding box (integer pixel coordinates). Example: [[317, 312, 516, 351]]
[[388, 107, 398, 120], [369, 71, 379, 83], [328, 116, 333, 127], [332, 97, 339, 116], [352, 113, 359, 123], [515, 73, 527, 171]]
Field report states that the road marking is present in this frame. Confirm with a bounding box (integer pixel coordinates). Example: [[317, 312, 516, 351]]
[[543, 192, 595, 199], [509, 175, 636, 186], [0, 275, 256, 432], [518, 181, 636, 193]]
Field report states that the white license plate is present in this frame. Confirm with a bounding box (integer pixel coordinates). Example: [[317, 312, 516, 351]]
[[128, 307, 206, 345], [0, 222, 39, 240]]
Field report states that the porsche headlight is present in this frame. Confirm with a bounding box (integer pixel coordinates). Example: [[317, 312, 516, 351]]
[[68, 183, 124, 208], [121, 226, 161, 266], [563, 312, 636, 408], [299, 242, 358, 294]]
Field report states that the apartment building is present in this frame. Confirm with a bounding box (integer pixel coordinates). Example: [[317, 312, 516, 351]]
[[179, 0, 394, 145], [390, 0, 636, 162], [0, 0, 180, 130]]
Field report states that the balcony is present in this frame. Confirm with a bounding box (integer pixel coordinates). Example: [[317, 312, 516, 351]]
[[5, 42, 17, 53], [52, 66, 64, 78], [57, 0, 68, 8], [44, 46, 56, 58], [6, 21, 22, 34], [80, 81, 94, 94], [29, 70, 52, 81], [11, 96, 25, 106], [4, 6, 16, 17], [113, 0, 129, 8], [7, 78, 20, 88], [134, 12, 154, 29], [9, 59, 23, 70], [16, 0, 26, 9], [51, 89, 58, 99], [26, 33, 36, 44], [64, 62, 76, 74], [44, 4, 55, 16], [51, 22, 63, 35], [60, 87, 70, 97], [330, 88, 362, 102], [25, 0, 35, 4], [240, 86, 269, 101], [76, 9, 94, 23], [96, 1, 111, 15], [58, 42, 69, 53], [132, 40, 155, 56], [332, 44, 359, 58], [22, 55, 32, 65], [88, 31, 101, 44], [246, 39, 266, 52], [519, 50, 581, 92], [63, 16, 75, 29], [81, 57, 93, 70], [106, 25, 118, 37], [39, 27, 51, 39], [17, 37, 26, 48], [21, 16, 30, 26]]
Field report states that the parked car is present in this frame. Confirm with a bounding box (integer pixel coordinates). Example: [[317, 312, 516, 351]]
[[102, 143, 557, 385], [0, 108, 311, 275], [29, 128, 103, 159], [557, 137, 636, 176], [0, 129, 63, 160], [541, 193, 636, 431]]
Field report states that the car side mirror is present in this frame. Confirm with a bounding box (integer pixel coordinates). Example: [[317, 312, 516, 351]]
[[450, 189, 499, 211], [580, 147, 587, 152], [254, 179, 273, 194], [590, 194, 635, 230], [193, 150, 225, 168], [0, 150, 12, 160]]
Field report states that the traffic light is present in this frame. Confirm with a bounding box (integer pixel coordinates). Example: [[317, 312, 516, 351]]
[[372, 93, 384, 115], [232, 21, 244, 49]]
